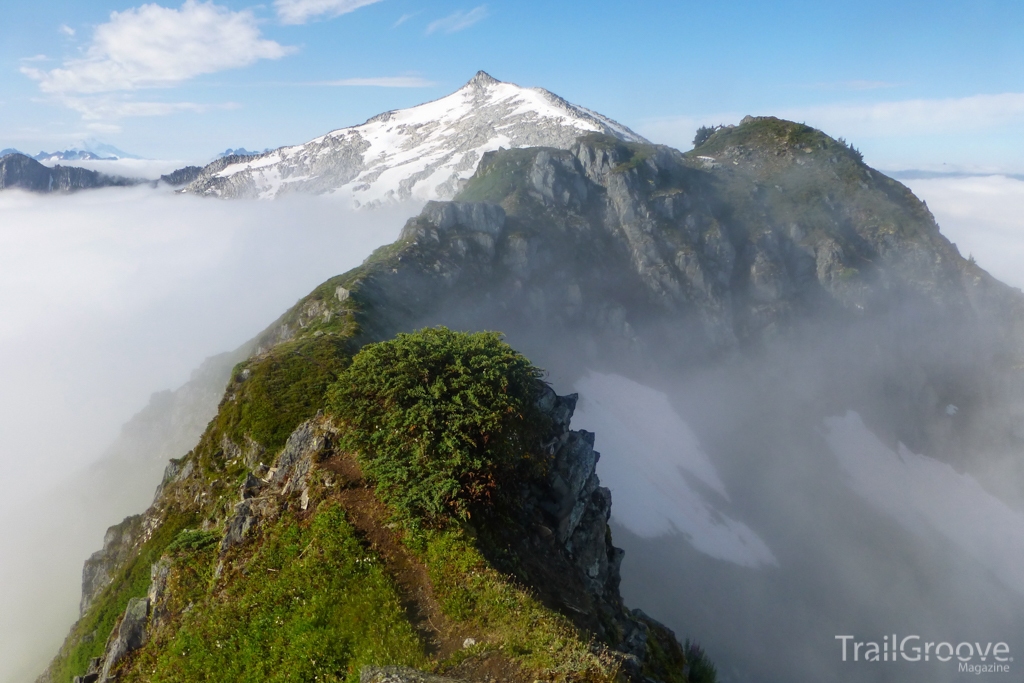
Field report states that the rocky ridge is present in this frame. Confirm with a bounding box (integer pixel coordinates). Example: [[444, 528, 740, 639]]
[[42, 378, 689, 683], [0, 153, 141, 193], [244, 120, 1024, 477]]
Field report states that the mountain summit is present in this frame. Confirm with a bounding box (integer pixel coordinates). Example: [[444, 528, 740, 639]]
[[182, 71, 645, 205]]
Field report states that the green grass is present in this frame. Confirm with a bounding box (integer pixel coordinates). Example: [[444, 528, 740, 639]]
[[165, 529, 220, 554], [457, 148, 539, 204], [692, 117, 829, 156], [123, 503, 425, 683], [424, 529, 612, 682], [214, 334, 352, 454]]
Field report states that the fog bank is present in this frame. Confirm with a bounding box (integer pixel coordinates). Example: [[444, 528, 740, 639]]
[[905, 174, 1024, 290], [36, 158, 194, 181], [0, 186, 416, 683]]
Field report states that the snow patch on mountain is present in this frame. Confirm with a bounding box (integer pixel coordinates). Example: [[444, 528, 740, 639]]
[[825, 411, 1024, 596], [184, 71, 646, 206], [571, 371, 777, 568]]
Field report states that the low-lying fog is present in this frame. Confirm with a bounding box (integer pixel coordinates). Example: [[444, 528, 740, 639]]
[[1, 173, 1021, 683], [35, 158, 190, 181], [905, 175, 1024, 290], [0, 186, 416, 683], [565, 174, 1024, 683]]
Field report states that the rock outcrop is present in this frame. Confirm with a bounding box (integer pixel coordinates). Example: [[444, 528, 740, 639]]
[[533, 387, 622, 603], [247, 125, 1024, 471], [361, 667, 465, 683], [80, 516, 144, 615]]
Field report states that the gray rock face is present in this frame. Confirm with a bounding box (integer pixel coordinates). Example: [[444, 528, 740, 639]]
[[220, 498, 259, 552], [419, 201, 506, 236], [220, 415, 335, 553], [80, 515, 144, 615], [98, 597, 149, 682], [244, 128, 1024, 475], [147, 558, 172, 632], [182, 71, 646, 204], [535, 387, 622, 601]]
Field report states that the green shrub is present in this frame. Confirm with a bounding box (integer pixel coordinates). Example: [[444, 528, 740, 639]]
[[215, 334, 350, 454], [166, 529, 220, 554], [328, 327, 549, 525], [692, 125, 722, 148], [684, 639, 718, 683]]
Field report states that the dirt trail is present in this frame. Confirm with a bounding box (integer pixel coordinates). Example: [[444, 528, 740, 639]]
[[319, 453, 534, 683], [320, 454, 458, 657]]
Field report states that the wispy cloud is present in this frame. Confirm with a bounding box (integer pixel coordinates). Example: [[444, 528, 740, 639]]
[[84, 122, 123, 135], [779, 92, 1024, 137], [638, 92, 1024, 151], [312, 76, 435, 87], [21, 1, 292, 95], [393, 11, 420, 27], [274, 0, 384, 25], [62, 96, 238, 120], [58, 24, 75, 37], [426, 5, 488, 34]]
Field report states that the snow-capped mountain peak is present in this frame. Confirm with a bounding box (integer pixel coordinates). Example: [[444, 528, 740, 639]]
[[183, 71, 647, 205]]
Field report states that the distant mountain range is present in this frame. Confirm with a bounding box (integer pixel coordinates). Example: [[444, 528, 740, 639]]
[[182, 71, 645, 205], [0, 143, 139, 163], [216, 147, 268, 158]]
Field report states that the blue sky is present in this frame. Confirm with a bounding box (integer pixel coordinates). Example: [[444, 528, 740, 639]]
[[2, 0, 1023, 170]]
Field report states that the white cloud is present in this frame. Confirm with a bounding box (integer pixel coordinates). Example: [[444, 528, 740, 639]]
[[85, 122, 123, 134], [779, 92, 1024, 138], [22, 1, 291, 95], [274, 0, 384, 25], [58, 24, 75, 37], [313, 76, 434, 87], [906, 175, 1024, 290], [642, 92, 1024, 149], [426, 5, 488, 34], [62, 96, 237, 120]]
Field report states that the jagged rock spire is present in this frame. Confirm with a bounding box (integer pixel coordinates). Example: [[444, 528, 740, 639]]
[[466, 70, 501, 88]]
